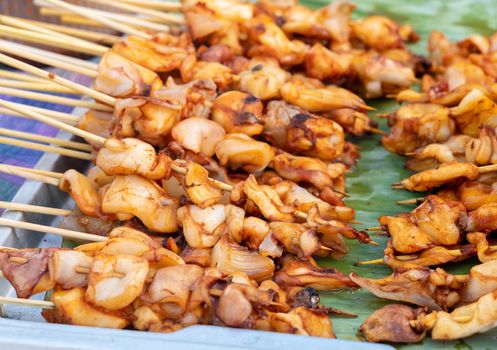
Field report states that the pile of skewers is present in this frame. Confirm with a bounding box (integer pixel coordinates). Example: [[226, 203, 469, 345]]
[[0, 0, 425, 340], [354, 31, 497, 343]]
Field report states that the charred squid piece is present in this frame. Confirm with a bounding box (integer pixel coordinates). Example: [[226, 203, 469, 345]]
[[360, 304, 427, 343], [268, 222, 320, 260], [464, 203, 497, 232], [304, 43, 353, 82], [96, 138, 171, 180], [94, 52, 163, 98], [59, 169, 102, 218], [113, 98, 181, 147], [238, 57, 291, 100], [182, 161, 223, 208], [77, 110, 115, 149], [0, 248, 56, 298], [325, 108, 377, 137], [187, 60, 237, 91], [467, 232, 497, 263], [382, 240, 476, 269], [274, 255, 357, 291], [465, 127, 497, 165], [101, 175, 179, 233], [212, 91, 264, 136], [215, 134, 275, 173], [111, 33, 194, 73], [461, 260, 497, 303], [400, 162, 480, 192], [450, 89, 497, 137], [350, 267, 464, 311], [378, 195, 466, 254]]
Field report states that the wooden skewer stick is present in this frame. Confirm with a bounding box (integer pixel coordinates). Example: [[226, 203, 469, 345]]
[[0, 70, 51, 83], [0, 39, 98, 73], [366, 227, 383, 231], [367, 127, 386, 135], [0, 201, 71, 216], [0, 86, 112, 112], [0, 24, 107, 56], [41, 0, 153, 39], [38, 5, 171, 33], [11, 17, 120, 44], [0, 127, 92, 152], [0, 296, 54, 309], [0, 164, 61, 186], [397, 198, 424, 205], [0, 136, 93, 161], [0, 52, 116, 106], [0, 98, 106, 145], [0, 217, 107, 242], [355, 249, 466, 265], [3, 165, 63, 179], [0, 80, 79, 94], [0, 102, 80, 124], [0, 42, 98, 78], [116, 0, 182, 11], [85, 0, 185, 25]]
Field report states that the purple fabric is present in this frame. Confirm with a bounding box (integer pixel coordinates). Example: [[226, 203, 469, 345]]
[[0, 70, 92, 202]]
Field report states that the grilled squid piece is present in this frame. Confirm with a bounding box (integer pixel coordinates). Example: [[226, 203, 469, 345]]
[[78, 110, 115, 149], [238, 57, 291, 100], [382, 104, 455, 155], [94, 52, 162, 98], [461, 260, 497, 303], [304, 43, 353, 82], [467, 232, 497, 263], [351, 16, 418, 51], [49, 250, 93, 289], [457, 181, 497, 211], [465, 127, 497, 165], [465, 203, 497, 232], [44, 288, 129, 329], [450, 89, 497, 136], [86, 254, 149, 310], [272, 152, 346, 191], [352, 51, 416, 98], [232, 175, 294, 222], [350, 267, 464, 311], [177, 204, 244, 248], [378, 195, 465, 253], [282, 1, 355, 48], [400, 162, 480, 192], [360, 304, 427, 343], [212, 237, 275, 282], [273, 180, 355, 222], [212, 91, 264, 135], [188, 61, 237, 91], [171, 117, 226, 157], [151, 78, 217, 120], [183, 161, 223, 208], [113, 98, 180, 146], [215, 133, 275, 173], [246, 15, 309, 66], [111, 33, 194, 73], [96, 138, 171, 180], [101, 175, 179, 233], [269, 222, 319, 259], [325, 108, 377, 136], [281, 80, 370, 112], [274, 255, 357, 291], [419, 290, 497, 340], [0, 248, 55, 298], [60, 169, 101, 217]]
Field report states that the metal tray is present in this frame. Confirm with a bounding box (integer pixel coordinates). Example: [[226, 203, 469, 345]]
[[0, 110, 392, 350]]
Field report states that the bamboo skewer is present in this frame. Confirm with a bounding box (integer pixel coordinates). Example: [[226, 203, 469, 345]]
[[0, 136, 93, 161], [0, 87, 111, 112], [0, 296, 55, 309], [0, 39, 98, 71], [0, 102, 80, 124], [0, 164, 61, 186], [0, 218, 106, 242], [116, 0, 182, 11], [0, 24, 107, 56], [0, 41, 98, 77], [0, 201, 71, 216], [0, 70, 51, 83], [11, 18, 120, 45], [0, 53, 116, 106], [85, 0, 185, 25], [0, 99, 106, 145], [38, 5, 171, 33], [2, 165, 63, 179], [397, 198, 424, 205], [0, 128, 92, 152], [41, 0, 153, 39], [0, 80, 79, 94]]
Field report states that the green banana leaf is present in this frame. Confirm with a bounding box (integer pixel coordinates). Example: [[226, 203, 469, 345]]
[[298, 0, 497, 348]]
